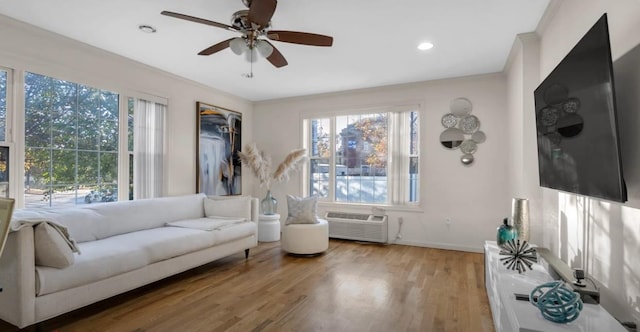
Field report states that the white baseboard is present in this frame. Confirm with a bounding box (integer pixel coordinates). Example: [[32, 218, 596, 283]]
[[390, 239, 484, 253]]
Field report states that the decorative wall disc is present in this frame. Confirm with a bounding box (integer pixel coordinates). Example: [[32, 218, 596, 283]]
[[562, 98, 581, 113], [439, 128, 465, 149], [459, 115, 480, 134], [460, 140, 477, 154], [450, 97, 473, 116], [539, 106, 559, 126], [471, 131, 486, 143], [461, 154, 474, 165], [441, 113, 458, 128]]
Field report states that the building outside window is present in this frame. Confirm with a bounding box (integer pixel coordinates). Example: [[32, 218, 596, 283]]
[[304, 108, 420, 205]]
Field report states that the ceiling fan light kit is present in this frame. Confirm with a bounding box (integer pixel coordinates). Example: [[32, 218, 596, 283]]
[[229, 37, 246, 55], [255, 40, 273, 57], [161, 0, 333, 75]]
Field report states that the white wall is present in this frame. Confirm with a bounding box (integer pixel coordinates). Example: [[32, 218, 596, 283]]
[[254, 74, 510, 252], [505, 33, 544, 244], [0, 14, 254, 202], [506, 0, 640, 323]]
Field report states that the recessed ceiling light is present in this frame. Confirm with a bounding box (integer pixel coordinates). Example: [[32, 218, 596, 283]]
[[138, 24, 157, 33], [417, 42, 434, 51]]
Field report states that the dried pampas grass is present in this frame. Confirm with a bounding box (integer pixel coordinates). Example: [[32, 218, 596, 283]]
[[238, 143, 307, 188], [273, 148, 307, 183]]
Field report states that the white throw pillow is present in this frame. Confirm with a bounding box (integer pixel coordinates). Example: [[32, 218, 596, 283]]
[[204, 196, 252, 221], [34, 223, 75, 268], [286, 195, 319, 225]]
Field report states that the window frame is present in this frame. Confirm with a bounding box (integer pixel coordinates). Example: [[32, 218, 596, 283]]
[[302, 104, 421, 207]]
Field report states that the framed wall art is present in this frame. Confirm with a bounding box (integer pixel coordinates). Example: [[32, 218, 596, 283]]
[[196, 102, 242, 196]]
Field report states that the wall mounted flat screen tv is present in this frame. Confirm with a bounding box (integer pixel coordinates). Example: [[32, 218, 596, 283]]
[[534, 14, 627, 203]]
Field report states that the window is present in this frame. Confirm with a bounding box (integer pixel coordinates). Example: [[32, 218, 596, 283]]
[[129, 97, 165, 200], [304, 108, 420, 205], [0, 67, 10, 141], [24, 72, 119, 208]]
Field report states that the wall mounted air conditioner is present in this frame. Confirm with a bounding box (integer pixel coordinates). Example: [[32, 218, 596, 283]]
[[325, 212, 388, 243]]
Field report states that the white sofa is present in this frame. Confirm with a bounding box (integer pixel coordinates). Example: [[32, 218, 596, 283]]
[[0, 193, 258, 328]]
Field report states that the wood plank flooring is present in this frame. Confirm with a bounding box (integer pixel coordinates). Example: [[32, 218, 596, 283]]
[[0, 240, 494, 332]]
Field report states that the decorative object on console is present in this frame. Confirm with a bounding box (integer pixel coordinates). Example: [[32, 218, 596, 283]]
[[496, 217, 518, 246], [499, 239, 537, 273], [511, 197, 530, 241], [530, 280, 584, 323], [196, 102, 242, 196], [238, 143, 307, 215], [439, 97, 487, 165]]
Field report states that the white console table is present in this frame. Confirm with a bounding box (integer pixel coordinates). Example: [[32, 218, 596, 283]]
[[484, 241, 625, 332]]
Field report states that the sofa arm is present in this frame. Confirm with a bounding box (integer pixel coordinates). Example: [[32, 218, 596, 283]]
[[0, 227, 36, 328]]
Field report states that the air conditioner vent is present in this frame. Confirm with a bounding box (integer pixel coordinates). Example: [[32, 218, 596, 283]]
[[325, 212, 369, 220], [325, 212, 388, 243]]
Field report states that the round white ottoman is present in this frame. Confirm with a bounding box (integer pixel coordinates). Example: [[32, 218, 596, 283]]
[[281, 218, 329, 255]]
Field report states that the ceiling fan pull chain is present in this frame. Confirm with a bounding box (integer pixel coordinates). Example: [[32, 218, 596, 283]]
[[250, 53, 254, 78], [244, 51, 254, 78]]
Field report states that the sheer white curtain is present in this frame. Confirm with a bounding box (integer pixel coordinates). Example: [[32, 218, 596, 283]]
[[134, 99, 166, 199]]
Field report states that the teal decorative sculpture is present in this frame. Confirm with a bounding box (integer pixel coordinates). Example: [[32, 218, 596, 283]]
[[497, 217, 518, 246], [530, 281, 583, 323]]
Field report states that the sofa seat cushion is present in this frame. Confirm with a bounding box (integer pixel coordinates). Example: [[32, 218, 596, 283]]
[[212, 220, 256, 245], [35, 225, 216, 296]]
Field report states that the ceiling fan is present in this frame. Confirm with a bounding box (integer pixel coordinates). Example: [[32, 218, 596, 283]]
[[161, 0, 333, 69]]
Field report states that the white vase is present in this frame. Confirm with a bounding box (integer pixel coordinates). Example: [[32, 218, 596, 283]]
[[511, 198, 530, 242]]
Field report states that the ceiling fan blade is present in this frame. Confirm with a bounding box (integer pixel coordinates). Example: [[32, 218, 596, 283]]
[[248, 0, 277, 28], [161, 11, 237, 31], [198, 38, 235, 56], [264, 41, 288, 68], [267, 30, 333, 47]]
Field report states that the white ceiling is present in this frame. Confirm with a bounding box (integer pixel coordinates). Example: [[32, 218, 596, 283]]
[[0, 0, 550, 101]]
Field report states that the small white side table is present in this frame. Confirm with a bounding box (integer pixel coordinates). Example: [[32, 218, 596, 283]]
[[258, 213, 281, 242]]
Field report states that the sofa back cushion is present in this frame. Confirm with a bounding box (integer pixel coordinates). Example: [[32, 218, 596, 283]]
[[82, 193, 206, 240], [204, 196, 252, 221], [14, 194, 206, 242]]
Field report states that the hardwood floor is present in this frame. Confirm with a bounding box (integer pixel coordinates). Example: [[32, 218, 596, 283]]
[[0, 240, 494, 332]]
